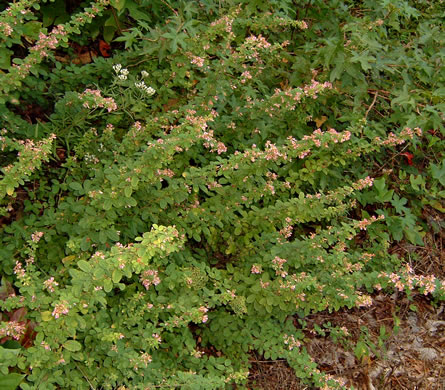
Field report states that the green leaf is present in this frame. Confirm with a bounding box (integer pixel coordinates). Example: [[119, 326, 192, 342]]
[[390, 194, 408, 214], [103, 279, 113, 293], [6, 185, 14, 196], [77, 260, 91, 273], [409, 174, 425, 191], [41, 311, 52, 321], [111, 0, 126, 12], [0, 374, 24, 390], [22, 21, 43, 40], [103, 26, 116, 43], [0, 48, 12, 70], [1, 340, 21, 350], [433, 87, 445, 97], [350, 50, 375, 71], [404, 226, 424, 246], [93, 267, 105, 279], [124, 186, 132, 197], [112, 269, 122, 283], [430, 161, 445, 186], [103, 199, 113, 211], [69, 182, 83, 192], [63, 340, 82, 352]]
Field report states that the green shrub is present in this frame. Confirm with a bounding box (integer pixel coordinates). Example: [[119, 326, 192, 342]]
[[0, 0, 443, 389]]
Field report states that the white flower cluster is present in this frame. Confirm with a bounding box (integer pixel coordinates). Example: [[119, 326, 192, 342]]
[[135, 80, 156, 96], [113, 63, 129, 80], [112, 65, 156, 97]]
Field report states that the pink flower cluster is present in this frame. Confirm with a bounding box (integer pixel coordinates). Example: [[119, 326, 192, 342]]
[[0, 321, 26, 340], [52, 301, 69, 319], [140, 269, 161, 290], [278, 217, 293, 240], [139, 352, 152, 367], [304, 80, 333, 99], [44, 277, 59, 293], [355, 293, 373, 307], [30, 25, 66, 57], [31, 231, 44, 243], [264, 141, 286, 161], [78, 89, 118, 112], [374, 127, 422, 147], [263, 81, 333, 117], [250, 264, 262, 274], [240, 70, 252, 83], [356, 214, 384, 230], [400, 126, 422, 138], [197, 129, 227, 154], [199, 306, 208, 323], [318, 373, 348, 390], [152, 333, 162, 343], [13, 261, 25, 279], [0, 22, 13, 36], [210, 14, 235, 35], [378, 265, 439, 296], [3, 1, 108, 90], [298, 21, 308, 29], [190, 55, 205, 67], [245, 34, 271, 49], [156, 168, 175, 181], [283, 334, 301, 350], [272, 256, 288, 278], [353, 176, 374, 190]]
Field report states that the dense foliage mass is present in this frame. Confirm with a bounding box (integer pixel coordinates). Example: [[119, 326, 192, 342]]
[[0, 0, 443, 388]]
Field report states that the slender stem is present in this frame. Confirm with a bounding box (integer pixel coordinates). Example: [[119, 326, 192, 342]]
[[110, 6, 122, 35], [75, 363, 96, 390], [365, 91, 378, 119], [160, 0, 178, 16]]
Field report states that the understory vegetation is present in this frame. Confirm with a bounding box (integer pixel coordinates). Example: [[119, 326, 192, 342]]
[[0, 0, 443, 389]]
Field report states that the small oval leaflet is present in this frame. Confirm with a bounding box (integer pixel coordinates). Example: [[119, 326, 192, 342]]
[[63, 340, 82, 352]]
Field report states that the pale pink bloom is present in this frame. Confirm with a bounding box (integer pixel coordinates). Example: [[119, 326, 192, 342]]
[[190, 56, 205, 67], [198, 306, 208, 313], [140, 269, 161, 289], [13, 261, 25, 278], [52, 301, 69, 318], [251, 264, 262, 274], [0, 321, 26, 340], [140, 352, 152, 366], [44, 277, 59, 292]]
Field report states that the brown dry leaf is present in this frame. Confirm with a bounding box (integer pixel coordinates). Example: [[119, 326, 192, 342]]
[[72, 50, 97, 65], [55, 50, 97, 65], [280, 79, 289, 90], [54, 55, 70, 63], [163, 98, 180, 112], [315, 116, 328, 128]]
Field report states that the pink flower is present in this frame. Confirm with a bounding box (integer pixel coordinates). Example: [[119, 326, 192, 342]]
[[52, 301, 69, 318], [13, 261, 25, 278], [31, 231, 44, 243], [251, 264, 262, 274], [0, 321, 26, 340], [44, 277, 59, 293], [140, 269, 161, 290]]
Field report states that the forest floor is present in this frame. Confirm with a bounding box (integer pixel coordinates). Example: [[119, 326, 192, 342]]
[[248, 228, 445, 390]]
